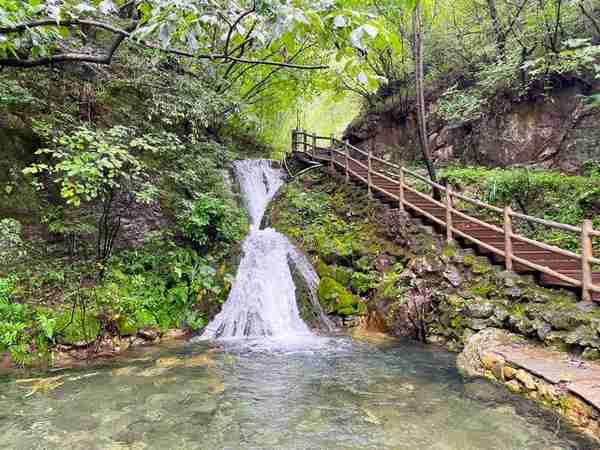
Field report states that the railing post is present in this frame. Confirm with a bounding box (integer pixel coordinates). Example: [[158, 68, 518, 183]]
[[398, 166, 405, 214], [329, 134, 335, 170], [367, 147, 372, 198], [344, 140, 349, 183], [445, 187, 453, 243], [582, 219, 593, 302], [504, 206, 514, 272], [291, 129, 295, 153], [293, 129, 297, 152], [302, 129, 307, 154], [312, 133, 317, 158]]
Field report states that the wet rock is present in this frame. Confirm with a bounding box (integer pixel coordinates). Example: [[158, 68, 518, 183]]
[[464, 379, 511, 405], [497, 271, 519, 287], [138, 327, 160, 341], [515, 369, 537, 391], [504, 286, 523, 298], [503, 366, 517, 380], [505, 380, 522, 394], [541, 305, 578, 330], [456, 328, 514, 377], [565, 325, 600, 349], [508, 315, 535, 335], [465, 299, 494, 319], [493, 308, 510, 323], [465, 318, 494, 331], [543, 330, 569, 347], [162, 329, 189, 341], [443, 266, 462, 287], [538, 383, 560, 403], [531, 319, 552, 340], [481, 351, 505, 380], [563, 394, 594, 427], [582, 348, 600, 361], [462, 328, 476, 343]]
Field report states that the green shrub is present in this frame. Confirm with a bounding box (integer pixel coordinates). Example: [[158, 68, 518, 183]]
[[179, 194, 248, 252], [318, 277, 365, 317]]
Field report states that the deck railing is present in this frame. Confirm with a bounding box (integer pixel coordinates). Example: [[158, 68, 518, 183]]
[[291, 129, 600, 302]]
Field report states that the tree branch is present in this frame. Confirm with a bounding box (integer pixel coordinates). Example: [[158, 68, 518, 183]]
[[223, 1, 256, 56], [579, 3, 600, 36], [0, 19, 130, 36], [0, 18, 328, 70]]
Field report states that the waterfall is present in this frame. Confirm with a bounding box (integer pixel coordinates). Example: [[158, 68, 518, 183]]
[[198, 160, 333, 347]]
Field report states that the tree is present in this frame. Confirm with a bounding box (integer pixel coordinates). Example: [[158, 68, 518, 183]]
[[22, 126, 165, 277], [411, 0, 438, 188]]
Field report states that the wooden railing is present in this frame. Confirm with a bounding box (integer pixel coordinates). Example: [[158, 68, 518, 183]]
[[291, 129, 600, 302]]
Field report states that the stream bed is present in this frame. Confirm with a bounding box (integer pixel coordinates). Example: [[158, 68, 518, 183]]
[[0, 336, 595, 449]]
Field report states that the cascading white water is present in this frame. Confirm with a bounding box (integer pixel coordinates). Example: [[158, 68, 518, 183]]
[[199, 160, 332, 348]]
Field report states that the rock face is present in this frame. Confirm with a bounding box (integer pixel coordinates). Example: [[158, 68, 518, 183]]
[[344, 82, 600, 173]]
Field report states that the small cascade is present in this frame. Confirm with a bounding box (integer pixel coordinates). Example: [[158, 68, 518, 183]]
[[199, 159, 332, 347]]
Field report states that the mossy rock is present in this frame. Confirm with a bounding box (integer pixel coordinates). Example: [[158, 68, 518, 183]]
[[472, 260, 492, 275], [470, 282, 496, 298], [441, 244, 458, 259], [447, 295, 466, 308], [463, 254, 475, 267]]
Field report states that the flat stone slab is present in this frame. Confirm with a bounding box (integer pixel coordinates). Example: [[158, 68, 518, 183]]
[[491, 344, 600, 410]]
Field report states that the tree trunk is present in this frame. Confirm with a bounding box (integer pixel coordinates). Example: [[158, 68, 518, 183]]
[[486, 0, 505, 59], [412, 0, 439, 192]]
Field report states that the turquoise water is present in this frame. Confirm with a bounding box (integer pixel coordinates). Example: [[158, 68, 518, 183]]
[[0, 337, 595, 449]]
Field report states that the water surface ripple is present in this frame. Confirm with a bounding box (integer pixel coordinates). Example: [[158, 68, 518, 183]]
[[0, 338, 595, 449]]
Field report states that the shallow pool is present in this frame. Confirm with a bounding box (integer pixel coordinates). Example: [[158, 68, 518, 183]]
[[0, 336, 595, 449]]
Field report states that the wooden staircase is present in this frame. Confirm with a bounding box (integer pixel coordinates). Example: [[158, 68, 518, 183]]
[[292, 129, 600, 302]]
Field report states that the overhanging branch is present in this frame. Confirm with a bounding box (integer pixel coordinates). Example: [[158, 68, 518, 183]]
[[0, 17, 328, 70]]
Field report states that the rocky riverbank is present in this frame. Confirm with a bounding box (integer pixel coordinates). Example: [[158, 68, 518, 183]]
[[270, 165, 600, 439]]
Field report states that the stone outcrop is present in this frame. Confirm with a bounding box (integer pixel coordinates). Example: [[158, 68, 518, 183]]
[[345, 82, 600, 174]]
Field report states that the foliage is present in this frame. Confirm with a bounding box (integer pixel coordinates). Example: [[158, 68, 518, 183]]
[[0, 218, 25, 264], [0, 78, 37, 109], [24, 125, 146, 207], [441, 166, 600, 251], [318, 277, 366, 316], [0, 275, 57, 365], [178, 194, 248, 254], [436, 84, 486, 124], [96, 236, 229, 334]]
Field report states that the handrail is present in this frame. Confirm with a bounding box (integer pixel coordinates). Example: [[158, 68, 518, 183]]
[[291, 128, 599, 302], [510, 210, 583, 233]]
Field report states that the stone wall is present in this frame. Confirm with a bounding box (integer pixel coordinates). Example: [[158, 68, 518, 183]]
[[457, 328, 600, 441]]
